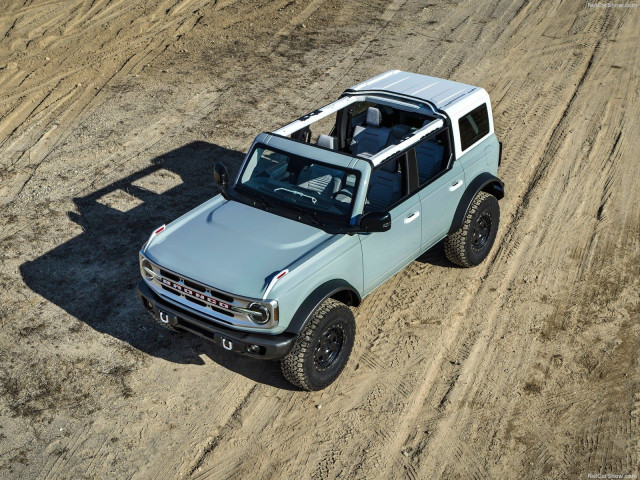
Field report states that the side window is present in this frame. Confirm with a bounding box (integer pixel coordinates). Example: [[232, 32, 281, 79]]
[[415, 130, 451, 186], [458, 103, 490, 151], [364, 156, 407, 213]]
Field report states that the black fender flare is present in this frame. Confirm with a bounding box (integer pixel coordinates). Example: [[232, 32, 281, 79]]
[[284, 279, 361, 335], [448, 173, 504, 235]]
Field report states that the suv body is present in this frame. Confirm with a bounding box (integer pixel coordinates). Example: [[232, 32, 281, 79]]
[[137, 70, 504, 389]]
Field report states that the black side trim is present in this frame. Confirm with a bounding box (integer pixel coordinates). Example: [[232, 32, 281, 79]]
[[499, 141, 503, 166], [285, 279, 362, 335], [448, 173, 505, 234], [406, 148, 419, 194]]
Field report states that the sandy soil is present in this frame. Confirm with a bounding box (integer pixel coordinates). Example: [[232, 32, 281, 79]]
[[1, 0, 639, 478]]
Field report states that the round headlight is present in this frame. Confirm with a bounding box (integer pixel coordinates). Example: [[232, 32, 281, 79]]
[[141, 258, 155, 280], [247, 303, 270, 324]]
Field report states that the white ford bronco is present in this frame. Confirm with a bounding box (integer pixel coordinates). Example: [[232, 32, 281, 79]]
[[137, 70, 504, 390]]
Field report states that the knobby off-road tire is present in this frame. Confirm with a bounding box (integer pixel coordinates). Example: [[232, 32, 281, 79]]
[[444, 191, 500, 267], [281, 299, 355, 391]]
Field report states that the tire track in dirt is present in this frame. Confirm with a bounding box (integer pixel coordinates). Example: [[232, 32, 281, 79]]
[[22, 2, 409, 476], [2, 0, 638, 477], [0, 0, 213, 205], [1, 0, 354, 208], [180, 1, 596, 477], [0, 1, 330, 476], [304, 2, 612, 476], [406, 8, 639, 477], [303, 0, 408, 105], [192, 1, 636, 478]]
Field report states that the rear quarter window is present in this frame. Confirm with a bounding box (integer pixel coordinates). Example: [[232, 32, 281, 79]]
[[458, 103, 490, 151]]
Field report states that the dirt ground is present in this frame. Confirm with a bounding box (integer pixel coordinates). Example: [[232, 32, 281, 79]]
[[0, 0, 638, 478]]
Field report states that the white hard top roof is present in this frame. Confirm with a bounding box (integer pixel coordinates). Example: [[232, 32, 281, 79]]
[[346, 70, 480, 115], [273, 71, 490, 167]]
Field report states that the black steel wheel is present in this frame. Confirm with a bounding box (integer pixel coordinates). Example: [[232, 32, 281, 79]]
[[314, 325, 344, 370], [471, 212, 492, 251], [281, 299, 355, 391]]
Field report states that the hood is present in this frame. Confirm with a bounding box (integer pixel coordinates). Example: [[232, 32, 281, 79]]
[[145, 196, 331, 298]]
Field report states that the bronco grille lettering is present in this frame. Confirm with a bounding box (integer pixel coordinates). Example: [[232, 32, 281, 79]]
[[161, 277, 231, 310]]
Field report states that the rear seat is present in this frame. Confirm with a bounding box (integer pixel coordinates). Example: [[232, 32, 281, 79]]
[[416, 140, 445, 184], [386, 124, 410, 147], [352, 107, 391, 158], [365, 160, 402, 212]]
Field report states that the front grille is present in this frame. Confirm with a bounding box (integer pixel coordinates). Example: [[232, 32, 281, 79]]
[[160, 269, 180, 282], [142, 256, 277, 329], [157, 275, 236, 317], [188, 297, 207, 308], [158, 269, 235, 304], [183, 279, 205, 293]]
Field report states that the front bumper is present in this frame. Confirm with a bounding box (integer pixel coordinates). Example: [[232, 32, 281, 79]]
[[137, 280, 296, 360]]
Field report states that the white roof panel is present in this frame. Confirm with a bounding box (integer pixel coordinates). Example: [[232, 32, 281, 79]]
[[346, 70, 479, 115]]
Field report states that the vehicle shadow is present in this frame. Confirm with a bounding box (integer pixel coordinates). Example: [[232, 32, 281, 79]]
[[415, 240, 462, 268], [20, 141, 295, 390]]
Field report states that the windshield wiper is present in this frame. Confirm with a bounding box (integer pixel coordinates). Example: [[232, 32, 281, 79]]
[[237, 185, 328, 230], [235, 185, 271, 211], [274, 187, 317, 204]]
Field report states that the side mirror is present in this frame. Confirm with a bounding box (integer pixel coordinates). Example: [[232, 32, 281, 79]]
[[214, 162, 230, 199], [360, 211, 391, 232]]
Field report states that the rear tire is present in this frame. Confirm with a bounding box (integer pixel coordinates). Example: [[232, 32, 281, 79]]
[[444, 191, 499, 267], [281, 299, 355, 391]]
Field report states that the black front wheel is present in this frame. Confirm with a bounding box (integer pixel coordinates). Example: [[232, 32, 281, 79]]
[[281, 299, 355, 391], [444, 191, 500, 267]]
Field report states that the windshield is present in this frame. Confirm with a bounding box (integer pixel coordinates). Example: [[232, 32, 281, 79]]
[[237, 144, 358, 223]]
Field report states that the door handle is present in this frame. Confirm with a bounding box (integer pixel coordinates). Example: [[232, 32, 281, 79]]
[[449, 180, 464, 192], [404, 211, 420, 224]]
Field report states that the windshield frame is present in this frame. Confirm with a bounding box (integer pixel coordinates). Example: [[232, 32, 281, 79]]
[[234, 142, 362, 228]]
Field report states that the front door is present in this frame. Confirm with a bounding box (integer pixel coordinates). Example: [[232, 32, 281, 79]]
[[360, 193, 422, 295]]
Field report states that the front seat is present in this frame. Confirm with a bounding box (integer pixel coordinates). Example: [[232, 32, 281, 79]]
[[316, 134, 337, 150], [365, 159, 402, 212], [297, 164, 340, 197], [352, 107, 391, 158]]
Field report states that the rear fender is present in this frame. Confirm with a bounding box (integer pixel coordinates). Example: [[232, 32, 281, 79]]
[[448, 172, 504, 234]]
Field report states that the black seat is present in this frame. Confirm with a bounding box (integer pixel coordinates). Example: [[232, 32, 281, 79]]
[[365, 160, 402, 212], [352, 107, 391, 158]]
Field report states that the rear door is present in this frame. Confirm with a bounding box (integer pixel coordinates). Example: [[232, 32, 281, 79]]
[[414, 128, 466, 250]]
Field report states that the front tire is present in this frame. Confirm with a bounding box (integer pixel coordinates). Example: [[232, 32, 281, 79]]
[[281, 299, 355, 391], [444, 191, 499, 267]]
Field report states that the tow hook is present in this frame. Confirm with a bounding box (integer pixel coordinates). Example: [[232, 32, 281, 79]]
[[157, 310, 178, 327]]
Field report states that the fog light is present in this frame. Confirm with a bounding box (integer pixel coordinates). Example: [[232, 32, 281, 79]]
[[246, 344, 261, 354]]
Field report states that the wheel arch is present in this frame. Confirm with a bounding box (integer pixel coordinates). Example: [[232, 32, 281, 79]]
[[448, 172, 504, 235], [284, 279, 361, 335]]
